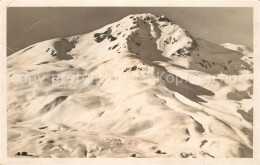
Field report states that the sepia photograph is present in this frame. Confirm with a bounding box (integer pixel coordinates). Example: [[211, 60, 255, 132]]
[[1, 0, 260, 164]]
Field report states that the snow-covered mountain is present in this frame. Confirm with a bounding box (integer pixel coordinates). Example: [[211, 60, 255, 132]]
[[7, 13, 253, 158]]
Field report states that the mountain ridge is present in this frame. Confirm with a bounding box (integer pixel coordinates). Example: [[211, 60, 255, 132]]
[[8, 13, 252, 75]]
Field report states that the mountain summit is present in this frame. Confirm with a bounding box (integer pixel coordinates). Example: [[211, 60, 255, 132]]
[[8, 13, 252, 74], [7, 13, 253, 158]]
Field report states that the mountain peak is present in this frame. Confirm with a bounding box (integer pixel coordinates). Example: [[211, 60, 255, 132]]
[[9, 13, 252, 75], [85, 13, 197, 64]]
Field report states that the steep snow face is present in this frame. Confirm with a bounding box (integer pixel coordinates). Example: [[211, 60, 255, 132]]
[[7, 13, 253, 158]]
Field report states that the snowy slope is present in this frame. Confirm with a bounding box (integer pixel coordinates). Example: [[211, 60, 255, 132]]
[[220, 43, 253, 57], [7, 13, 253, 158], [220, 43, 253, 67]]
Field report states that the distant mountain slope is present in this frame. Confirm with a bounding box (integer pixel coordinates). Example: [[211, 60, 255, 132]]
[[220, 43, 253, 57]]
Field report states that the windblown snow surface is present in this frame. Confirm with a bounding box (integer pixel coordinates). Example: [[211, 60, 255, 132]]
[[7, 13, 253, 158]]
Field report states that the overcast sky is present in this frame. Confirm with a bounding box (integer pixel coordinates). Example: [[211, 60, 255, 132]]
[[7, 7, 253, 56]]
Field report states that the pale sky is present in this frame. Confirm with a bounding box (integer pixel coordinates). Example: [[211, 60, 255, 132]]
[[7, 7, 253, 56]]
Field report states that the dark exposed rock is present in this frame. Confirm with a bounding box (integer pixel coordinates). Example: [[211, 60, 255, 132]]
[[155, 150, 167, 154], [131, 65, 137, 71], [53, 38, 74, 60], [94, 33, 107, 43], [108, 35, 117, 41], [130, 154, 136, 157], [181, 152, 189, 158], [158, 15, 171, 22], [144, 16, 150, 21], [130, 26, 137, 30], [177, 48, 185, 55], [22, 152, 27, 156], [200, 140, 208, 148], [94, 29, 111, 43], [50, 50, 56, 56], [112, 44, 119, 50], [164, 40, 170, 44], [172, 38, 178, 44]]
